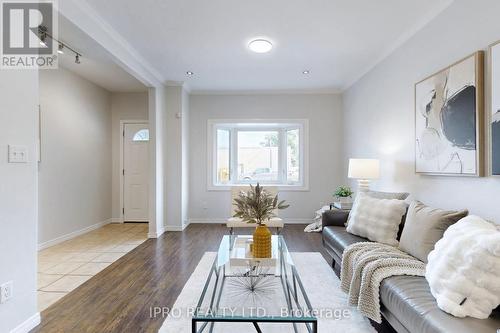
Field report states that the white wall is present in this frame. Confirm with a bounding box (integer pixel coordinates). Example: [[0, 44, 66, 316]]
[[0, 71, 39, 332], [38, 68, 112, 246], [181, 89, 190, 228], [189, 93, 343, 222], [147, 86, 167, 237], [164, 85, 190, 230], [343, 0, 500, 221], [110, 92, 148, 219]]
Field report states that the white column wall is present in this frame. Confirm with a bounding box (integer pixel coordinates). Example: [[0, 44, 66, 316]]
[[0, 71, 39, 332]]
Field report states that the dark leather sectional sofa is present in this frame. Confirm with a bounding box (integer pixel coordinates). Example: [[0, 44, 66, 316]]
[[321, 209, 500, 333]]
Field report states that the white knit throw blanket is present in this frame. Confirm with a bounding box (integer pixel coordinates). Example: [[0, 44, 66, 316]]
[[340, 242, 425, 323], [304, 205, 330, 233]]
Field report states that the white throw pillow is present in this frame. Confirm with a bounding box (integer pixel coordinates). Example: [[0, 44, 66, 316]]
[[346, 192, 407, 246], [426, 215, 500, 319]]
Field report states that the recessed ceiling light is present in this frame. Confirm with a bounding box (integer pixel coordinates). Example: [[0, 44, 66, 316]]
[[248, 39, 273, 53], [186, 71, 194, 76], [302, 70, 310, 74]]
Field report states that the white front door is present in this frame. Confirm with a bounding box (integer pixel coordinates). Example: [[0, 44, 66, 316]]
[[123, 123, 149, 222]]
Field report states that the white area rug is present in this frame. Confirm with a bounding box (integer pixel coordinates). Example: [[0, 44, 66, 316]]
[[159, 252, 375, 333]]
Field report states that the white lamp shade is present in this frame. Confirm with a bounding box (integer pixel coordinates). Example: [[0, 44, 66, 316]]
[[348, 159, 380, 179]]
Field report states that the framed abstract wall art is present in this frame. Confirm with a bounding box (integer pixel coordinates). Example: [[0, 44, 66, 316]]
[[415, 52, 484, 176], [490, 41, 500, 175]]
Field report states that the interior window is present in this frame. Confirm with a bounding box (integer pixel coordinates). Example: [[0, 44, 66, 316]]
[[216, 129, 230, 183], [210, 121, 306, 187]]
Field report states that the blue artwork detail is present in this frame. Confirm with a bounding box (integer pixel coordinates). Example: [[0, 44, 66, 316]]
[[440, 85, 476, 150]]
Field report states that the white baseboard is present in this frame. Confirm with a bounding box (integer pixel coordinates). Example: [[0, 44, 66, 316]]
[[38, 219, 112, 251], [112, 218, 151, 223], [164, 223, 189, 232], [148, 226, 165, 238], [188, 218, 226, 224], [10, 312, 40, 333], [124, 218, 148, 222], [188, 218, 313, 225]]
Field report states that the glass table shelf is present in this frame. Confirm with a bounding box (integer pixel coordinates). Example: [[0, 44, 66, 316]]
[[192, 235, 317, 333]]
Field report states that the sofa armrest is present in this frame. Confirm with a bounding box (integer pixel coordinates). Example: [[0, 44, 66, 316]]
[[322, 210, 350, 228]]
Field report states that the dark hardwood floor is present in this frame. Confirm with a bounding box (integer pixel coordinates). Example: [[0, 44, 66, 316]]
[[31, 224, 330, 333]]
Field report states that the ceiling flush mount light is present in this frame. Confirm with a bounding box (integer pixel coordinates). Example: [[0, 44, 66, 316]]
[[302, 70, 310, 74], [248, 39, 273, 53], [186, 71, 194, 76]]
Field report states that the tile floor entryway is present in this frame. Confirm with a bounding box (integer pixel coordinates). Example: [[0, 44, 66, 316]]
[[37, 223, 148, 311]]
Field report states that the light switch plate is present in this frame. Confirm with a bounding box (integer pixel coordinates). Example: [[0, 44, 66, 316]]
[[0, 281, 13, 304], [8, 145, 28, 163]]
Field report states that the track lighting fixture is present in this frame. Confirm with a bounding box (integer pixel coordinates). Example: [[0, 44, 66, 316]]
[[39, 32, 47, 47], [38, 25, 82, 64]]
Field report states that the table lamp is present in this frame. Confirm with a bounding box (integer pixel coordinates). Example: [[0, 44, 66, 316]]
[[348, 158, 380, 192]]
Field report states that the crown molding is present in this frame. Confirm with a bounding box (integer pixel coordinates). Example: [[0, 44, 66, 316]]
[[190, 88, 341, 96], [164, 81, 192, 94], [165, 80, 184, 87], [58, 0, 164, 88], [341, 0, 454, 92]]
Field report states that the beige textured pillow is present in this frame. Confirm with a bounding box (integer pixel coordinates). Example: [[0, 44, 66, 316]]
[[399, 201, 468, 262], [346, 192, 408, 246], [366, 190, 410, 201], [366, 190, 410, 238]]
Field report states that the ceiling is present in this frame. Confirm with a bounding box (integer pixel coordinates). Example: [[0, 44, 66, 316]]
[[81, 0, 452, 92], [57, 15, 147, 92]]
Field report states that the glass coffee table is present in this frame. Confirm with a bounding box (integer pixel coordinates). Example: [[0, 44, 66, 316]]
[[192, 235, 317, 333]]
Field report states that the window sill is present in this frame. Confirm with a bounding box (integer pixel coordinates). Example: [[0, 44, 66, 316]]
[[207, 184, 310, 192]]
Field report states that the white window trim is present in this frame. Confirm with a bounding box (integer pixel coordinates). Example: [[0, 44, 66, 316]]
[[207, 119, 309, 191]]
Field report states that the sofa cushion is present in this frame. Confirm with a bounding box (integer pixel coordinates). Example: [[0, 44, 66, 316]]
[[366, 191, 410, 240], [322, 226, 367, 259], [329, 191, 409, 241], [367, 190, 410, 201], [347, 192, 408, 246], [322, 209, 350, 228], [399, 201, 468, 263], [380, 275, 500, 333]]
